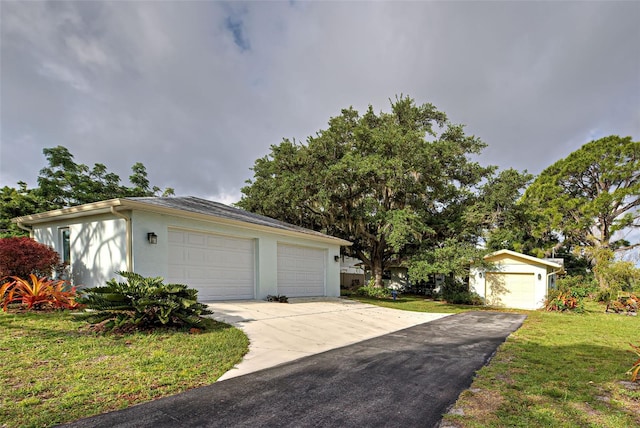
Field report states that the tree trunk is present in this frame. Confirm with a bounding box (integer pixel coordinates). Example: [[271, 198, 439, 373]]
[[370, 250, 385, 288]]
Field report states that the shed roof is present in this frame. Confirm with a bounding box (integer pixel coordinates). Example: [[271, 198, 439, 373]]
[[485, 249, 564, 271], [13, 196, 352, 246]]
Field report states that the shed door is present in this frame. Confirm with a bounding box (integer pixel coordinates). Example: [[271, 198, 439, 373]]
[[277, 244, 326, 297], [486, 272, 536, 309], [168, 229, 255, 301]]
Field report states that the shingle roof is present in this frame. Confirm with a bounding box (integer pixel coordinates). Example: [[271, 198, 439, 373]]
[[125, 196, 350, 244]]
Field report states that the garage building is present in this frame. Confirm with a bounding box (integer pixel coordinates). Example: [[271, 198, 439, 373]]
[[469, 249, 564, 310], [12, 196, 351, 301]]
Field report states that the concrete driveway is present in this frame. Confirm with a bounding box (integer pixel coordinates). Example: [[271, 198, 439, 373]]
[[206, 297, 451, 380]]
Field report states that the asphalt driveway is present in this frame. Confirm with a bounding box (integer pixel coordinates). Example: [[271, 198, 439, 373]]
[[206, 298, 452, 380], [63, 310, 526, 428]]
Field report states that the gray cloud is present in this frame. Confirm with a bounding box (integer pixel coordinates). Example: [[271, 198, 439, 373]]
[[2, 1, 638, 204]]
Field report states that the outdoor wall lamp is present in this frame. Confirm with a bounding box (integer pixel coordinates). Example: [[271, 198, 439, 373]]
[[334, 255, 340, 262], [147, 232, 158, 244]]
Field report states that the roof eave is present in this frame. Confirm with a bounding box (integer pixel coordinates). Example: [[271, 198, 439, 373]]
[[122, 199, 352, 246], [484, 249, 563, 269], [12, 199, 125, 224], [12, 198, 352, 247]]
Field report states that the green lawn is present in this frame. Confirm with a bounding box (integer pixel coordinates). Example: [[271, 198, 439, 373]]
[[0, 311, 249, 427], [353, 295, 640, 427]]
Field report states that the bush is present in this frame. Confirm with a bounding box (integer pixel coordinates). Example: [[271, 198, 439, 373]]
[[75, 271, 213, 332], [0, 237, 64, 280], [355, 285, 391, 299], [595, 257, 640, 302], [545, 275, 596, 312], [439, 279, 483, 305], [545, 289, 583, 312], [0, 274, 79, 311], [555, 275, 597, 299]]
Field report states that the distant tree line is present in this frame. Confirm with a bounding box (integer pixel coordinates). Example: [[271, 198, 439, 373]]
[[1, 146, 173, 237]]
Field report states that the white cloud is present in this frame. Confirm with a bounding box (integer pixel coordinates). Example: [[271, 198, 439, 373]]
[[1, 0, 638, 204]]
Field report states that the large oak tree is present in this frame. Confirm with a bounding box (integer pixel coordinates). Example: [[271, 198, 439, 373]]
[[238, 96, 494, 287]]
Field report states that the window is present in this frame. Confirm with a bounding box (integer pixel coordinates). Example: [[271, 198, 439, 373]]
[[59, 228, 70, 264]]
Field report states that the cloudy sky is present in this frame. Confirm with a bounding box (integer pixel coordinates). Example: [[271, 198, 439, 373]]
[[1, 1, 639, 205]]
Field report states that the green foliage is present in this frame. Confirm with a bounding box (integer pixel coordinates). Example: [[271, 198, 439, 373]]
[[0, 275, 78, 311], [355, 285, 391, 299], [464, 168, 545, 253], [238, 96, 495, 287], [544, 289, 582, 312], [555, 275, 598, 299], [409, 238, 489, 282], [76, 272, 212, 331], [0, 147, 173, 238], [599, 260, 640, 295], [0, 183, 48, 237], [523, 135, 639, 257], [439, 277, 484, 305], [544, 275, 596, 312], [37, 146, 174, 209]]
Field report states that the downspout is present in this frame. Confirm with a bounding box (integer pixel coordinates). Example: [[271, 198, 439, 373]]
[[483, 272, 488, 307], [16, 221, 33, 237], [110, 207, 132, 272], [546, 269, 562, 297]]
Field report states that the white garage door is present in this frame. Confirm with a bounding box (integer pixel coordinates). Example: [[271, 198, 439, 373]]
[[486, 272, 536, 309], [167, 229, 255, 301], [277, 243, 326, 297]]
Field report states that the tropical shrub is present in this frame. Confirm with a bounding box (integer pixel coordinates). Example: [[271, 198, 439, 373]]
[[606, 294, 639, 315], [0, 274, 78, 311], [594, 253, 640, 302], [355, 285, 391, 299], [555, 275, 597, 299], [0, 237, 65, 280], [75, 271, 213, 331], [544, 289, 583, 312], [439, 278, 483, 305]]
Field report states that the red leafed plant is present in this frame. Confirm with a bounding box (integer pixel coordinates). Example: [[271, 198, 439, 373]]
[[628, 343, 640, 382], [0, 274, 79, 311], [0, 237, 65, 279]]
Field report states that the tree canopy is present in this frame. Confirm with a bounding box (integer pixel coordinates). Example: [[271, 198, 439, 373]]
[[523, 135, 639, 253], [522, 135, 639, 287], [238, 96, 496, 286], [0, 146, 173, 237]]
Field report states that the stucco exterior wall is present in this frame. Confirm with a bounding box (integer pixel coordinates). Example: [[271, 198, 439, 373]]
[[470, 259, 551, 310], [33, 214, 127, 287], [129, 211, 342, 299], [29, 208, 343, 299]]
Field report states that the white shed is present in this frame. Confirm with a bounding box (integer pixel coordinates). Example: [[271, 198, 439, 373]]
[[12, 197, 351, 301], [469, 249, 564, 310]]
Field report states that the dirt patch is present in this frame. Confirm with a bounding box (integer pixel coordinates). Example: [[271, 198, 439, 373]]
[[444, 388, 504, 427]]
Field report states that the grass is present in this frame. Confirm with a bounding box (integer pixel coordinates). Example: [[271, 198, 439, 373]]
[[352, 295, 640, 427], [0, 311, 249, 427]]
